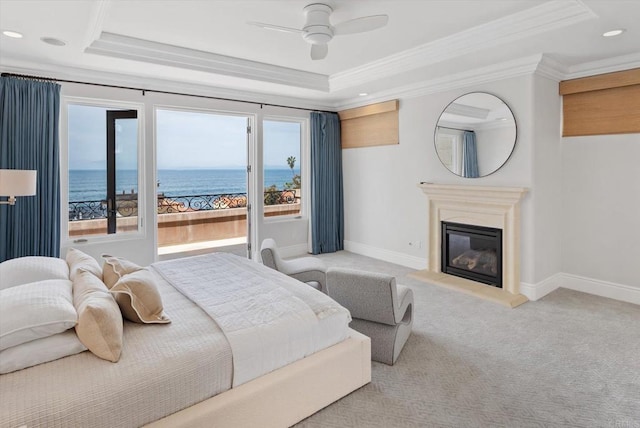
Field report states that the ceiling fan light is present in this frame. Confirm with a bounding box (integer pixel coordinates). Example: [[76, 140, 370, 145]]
[[304, 32, 332, 45], [303, 25, 333, 44]]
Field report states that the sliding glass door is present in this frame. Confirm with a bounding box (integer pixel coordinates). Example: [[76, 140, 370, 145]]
[[155, 108, 251, 259]]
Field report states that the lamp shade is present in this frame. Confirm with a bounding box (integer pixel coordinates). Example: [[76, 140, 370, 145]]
[[0, 169, 37, 196]]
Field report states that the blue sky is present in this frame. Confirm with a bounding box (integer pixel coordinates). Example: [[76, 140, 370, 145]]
[[68, 105, 301, 170]]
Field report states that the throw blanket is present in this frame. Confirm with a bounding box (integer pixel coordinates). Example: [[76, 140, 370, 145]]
[[152, 253, 321, 387]]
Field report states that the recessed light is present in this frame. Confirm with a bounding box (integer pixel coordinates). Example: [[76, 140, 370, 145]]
[[358, 92, 368, 97], [2, 30, 23, 38], [602, 29, 625, 37], [40, 37, 66, 46]]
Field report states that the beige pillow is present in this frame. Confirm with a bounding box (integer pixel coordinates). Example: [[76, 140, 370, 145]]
[[102, 255, 143, 289], [66, 248, 102, 281], [110, 269, 170, 324], [73, 270, 123, 362]]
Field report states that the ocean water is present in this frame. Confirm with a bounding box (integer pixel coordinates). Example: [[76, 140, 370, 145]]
[[69, 169, 300, 202]]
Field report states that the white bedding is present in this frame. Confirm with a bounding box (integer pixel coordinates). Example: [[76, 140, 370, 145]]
[[1, 253, 351, 428], [152, 253, 351, 386], [0, 271, 233, 428]]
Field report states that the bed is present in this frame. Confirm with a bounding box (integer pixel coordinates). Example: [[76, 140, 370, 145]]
[[0, 252, 371, 428]]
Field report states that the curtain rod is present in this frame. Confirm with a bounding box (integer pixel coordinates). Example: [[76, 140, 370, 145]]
[[1, 72, 334, 114], [437, 125, 474, 133]]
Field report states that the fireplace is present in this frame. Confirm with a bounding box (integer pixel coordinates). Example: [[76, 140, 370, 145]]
[[413, 183, 528, 307], [441, 222, 502, 287]]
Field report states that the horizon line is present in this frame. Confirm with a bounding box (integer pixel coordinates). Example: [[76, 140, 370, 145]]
[[69, 166, 300, 171]]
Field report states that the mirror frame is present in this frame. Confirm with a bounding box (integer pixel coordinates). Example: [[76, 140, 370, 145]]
[[434, 92, 517, 178]]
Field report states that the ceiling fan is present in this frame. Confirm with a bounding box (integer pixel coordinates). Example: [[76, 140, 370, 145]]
[[248, 2, 389, 60]]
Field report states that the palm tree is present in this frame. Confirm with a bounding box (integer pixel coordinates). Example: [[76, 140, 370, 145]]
[[287, 156, 296, 178], [285, 155, 300, 190]]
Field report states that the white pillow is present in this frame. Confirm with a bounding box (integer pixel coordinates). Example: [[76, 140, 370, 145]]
[[0, 329, 87, 374], [0, 256, 70, 290], [0, 279, 77, 351]]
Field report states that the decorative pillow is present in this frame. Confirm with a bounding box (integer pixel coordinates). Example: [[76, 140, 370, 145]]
[[66, 248, 102, 281], [101, 255, 143, 289], [0, 256, 69, 290], [73, 270, 123, 362], [0, 279, 77, 351], [110, 269, 171, 324], [0, 329, 87, 374]]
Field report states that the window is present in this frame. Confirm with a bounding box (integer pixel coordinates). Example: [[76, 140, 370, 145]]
[[67, 103, 141, 238], [263, 119, 302, 218], [435, 130, 462, 175]]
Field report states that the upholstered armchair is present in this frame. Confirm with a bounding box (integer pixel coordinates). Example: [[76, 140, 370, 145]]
[[260, 238, 328, 294], [326, 267, 413, 365]]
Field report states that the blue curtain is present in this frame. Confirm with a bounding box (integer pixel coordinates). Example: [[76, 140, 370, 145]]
[[310, 112, 343, 254], [0, 76, 61, 262], [462, 131, 479, 178]]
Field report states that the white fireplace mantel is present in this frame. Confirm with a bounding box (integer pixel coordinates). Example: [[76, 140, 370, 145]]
[[412, 183, 529, 307]]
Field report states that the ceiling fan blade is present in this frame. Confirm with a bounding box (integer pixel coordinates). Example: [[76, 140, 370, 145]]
[[247, 21, 304, 34], [333, 15, 388, 36], [310, 44, 328, 60]]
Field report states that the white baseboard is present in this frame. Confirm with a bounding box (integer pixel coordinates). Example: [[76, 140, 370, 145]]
[[342, 241, 639, 306], [561, 273, 640, 306], [343, 240, 428, 270], [520, 273, 562, 301], [518, 273, 639, 305]]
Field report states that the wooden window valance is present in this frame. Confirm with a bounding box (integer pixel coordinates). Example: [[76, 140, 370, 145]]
[[338, 100, 399, 149], [559, 68, 640, 137]]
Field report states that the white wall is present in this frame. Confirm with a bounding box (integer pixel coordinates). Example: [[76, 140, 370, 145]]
[[530, 74, 563, 283], [344, 70, 640, 303], [562, 133, 640, 288], [343, 75, 537, 280]]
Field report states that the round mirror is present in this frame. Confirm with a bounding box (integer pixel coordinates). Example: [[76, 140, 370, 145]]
[[434, 92, 516, 178]]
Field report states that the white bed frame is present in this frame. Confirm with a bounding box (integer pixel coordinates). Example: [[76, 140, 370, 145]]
[[145, 329, 371, 428]]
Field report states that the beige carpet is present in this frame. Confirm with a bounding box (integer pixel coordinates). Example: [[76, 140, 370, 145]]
[[295, 251, 640, 428]]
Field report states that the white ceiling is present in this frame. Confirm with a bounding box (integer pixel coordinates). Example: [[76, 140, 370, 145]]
[[0, 0, 638, 109]]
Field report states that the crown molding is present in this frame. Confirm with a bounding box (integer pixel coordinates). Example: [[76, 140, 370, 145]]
[[329, 0, 596, 92], [563, 52, 640, 80], [335, 54, 545, 110], [0, 60, 336, 112], [3, 54, 544, 113], [5, 49, 635, 115], [83, 0, 112, 49], [336, 51, 640, 109], [86, 32, 330, 92], [535, 55, 567, 81]]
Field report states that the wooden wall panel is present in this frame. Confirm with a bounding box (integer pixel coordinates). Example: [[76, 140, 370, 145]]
[[560, 68, 640, 137], [339, 100, 399, 149]]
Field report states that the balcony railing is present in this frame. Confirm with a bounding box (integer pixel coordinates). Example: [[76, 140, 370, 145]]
[[69, 190, 299, 220]]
